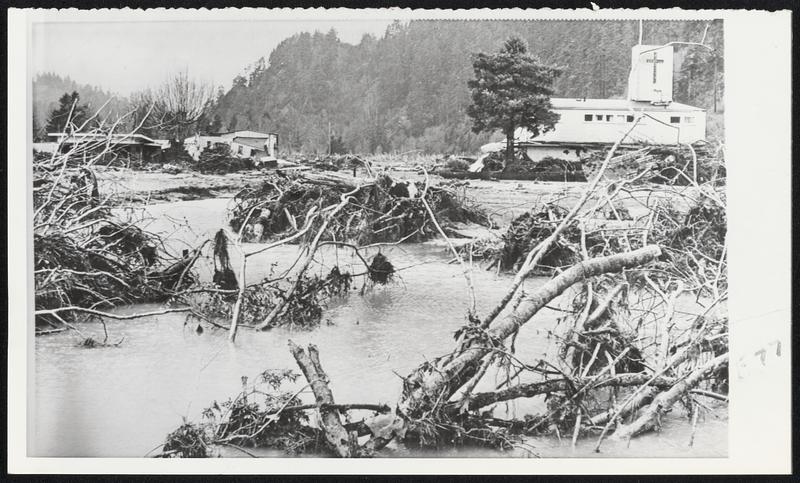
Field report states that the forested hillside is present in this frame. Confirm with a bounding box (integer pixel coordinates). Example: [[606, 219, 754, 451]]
[[211, 19, 723, 154], [32, 20, 723, 153]]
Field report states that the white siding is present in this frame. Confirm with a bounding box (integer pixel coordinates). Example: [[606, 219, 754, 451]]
[[532, 108, 706, 144]]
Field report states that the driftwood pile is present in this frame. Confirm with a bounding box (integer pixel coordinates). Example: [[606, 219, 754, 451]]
[[194, 144, 254, 174], [229, 171, 488, 245], [583, 142, 725, 186], [33, 131, 201, 332], [437, 151, 586, 182]]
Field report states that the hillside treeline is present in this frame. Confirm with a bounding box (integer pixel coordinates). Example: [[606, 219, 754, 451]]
[[33, 20, 723, 154], [211, 19, 723, 154]]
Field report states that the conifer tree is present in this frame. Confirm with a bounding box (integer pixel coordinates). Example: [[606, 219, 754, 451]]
[[467, 37, 562, 161], [45, 91, 88, 134]]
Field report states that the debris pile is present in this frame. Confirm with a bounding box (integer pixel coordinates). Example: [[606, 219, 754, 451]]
[[583, 142, 725, 186], [650, 191, 727, 291], [310, 154, 368, 173], [157, 369, 329, 457], [367, 253, 395, 285], [472, 204, 608, 273], [437, 150, 586, 182], [194, 144, 254, 174], [195, 265, 353, 330], [33, 143, 199, 328], [229, 172, 487, 245]]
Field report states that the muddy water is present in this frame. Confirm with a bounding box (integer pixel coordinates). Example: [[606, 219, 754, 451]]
[[32, 198, 726, 458]]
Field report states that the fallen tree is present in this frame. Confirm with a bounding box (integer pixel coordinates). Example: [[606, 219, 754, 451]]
[[162, 233, 728, 456], [161, 129, 728, 456]]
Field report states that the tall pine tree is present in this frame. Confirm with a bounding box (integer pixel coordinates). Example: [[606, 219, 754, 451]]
[[466, 37, 561, 161], [45, 91, 88, 134]]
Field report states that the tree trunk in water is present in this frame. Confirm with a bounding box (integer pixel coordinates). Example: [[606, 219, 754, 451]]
[[611, 352, 729, 440], [288, 340, 358, 457], [397, 245, 662, 420]]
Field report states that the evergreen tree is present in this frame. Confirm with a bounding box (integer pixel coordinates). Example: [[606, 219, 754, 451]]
[[45, 91, 88, 134], [466, 37, 561, 161]]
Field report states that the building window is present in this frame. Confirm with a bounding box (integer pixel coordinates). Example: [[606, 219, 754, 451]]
[[584, 114, 593, 121], [684, 116, 695, 124], [595, 115, 603, 121], [614, 115, 626, 122], [670, 116, 681, 124], [626, 115, 635, 122], [237, 145, 244, 155], [606, 115, 613, 122]]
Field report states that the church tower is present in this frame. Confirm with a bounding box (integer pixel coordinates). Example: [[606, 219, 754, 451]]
[[627, 44, 674, 104]]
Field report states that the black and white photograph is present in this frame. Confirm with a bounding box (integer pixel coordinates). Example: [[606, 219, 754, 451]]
[[5, 7, 792, 475]]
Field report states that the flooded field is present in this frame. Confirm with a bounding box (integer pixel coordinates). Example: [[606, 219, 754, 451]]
[[32, 196, 727, 458]]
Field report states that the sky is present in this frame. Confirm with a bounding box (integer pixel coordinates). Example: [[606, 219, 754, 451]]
[[31, 19, 395, 96]]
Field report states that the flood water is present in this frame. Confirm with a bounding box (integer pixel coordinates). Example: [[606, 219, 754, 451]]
[[32, 198, 727, 458]]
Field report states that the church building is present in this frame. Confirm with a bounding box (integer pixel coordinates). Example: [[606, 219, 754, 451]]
[[481, 44, 707, 161]]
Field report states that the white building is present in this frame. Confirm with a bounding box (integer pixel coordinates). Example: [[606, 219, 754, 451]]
[[184, 130, 279, 161], [481, 44, 707, 161], [183, 135, 228, 160]]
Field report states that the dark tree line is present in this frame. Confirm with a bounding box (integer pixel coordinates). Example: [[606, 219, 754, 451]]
[[210, 19, 723, 154], [33, 20, 723, 152]]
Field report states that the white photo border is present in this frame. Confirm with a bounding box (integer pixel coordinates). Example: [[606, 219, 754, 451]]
[[7, 7, 793, 475]]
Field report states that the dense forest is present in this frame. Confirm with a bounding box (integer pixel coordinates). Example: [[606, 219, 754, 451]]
[[33, 19, 723, 154]]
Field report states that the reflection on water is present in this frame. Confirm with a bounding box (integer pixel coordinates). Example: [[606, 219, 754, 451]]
[[32, 198, 726, 457]]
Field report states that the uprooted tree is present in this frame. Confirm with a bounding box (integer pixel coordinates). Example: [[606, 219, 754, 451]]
[[159, 127, 729, 457], [33, 108, 204, 343]]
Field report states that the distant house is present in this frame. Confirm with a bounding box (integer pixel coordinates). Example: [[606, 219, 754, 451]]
[[183, 130, 279, 160], [48, 132, 164, 162], [481, 44, 707, 161], [218, 131, 279, 159]]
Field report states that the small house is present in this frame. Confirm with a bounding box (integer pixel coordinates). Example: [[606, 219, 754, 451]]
[[218, 131, 279, 159], [183, 135, 229, 160], [184, 130, 279, 160], [48, 132, 164, 163]]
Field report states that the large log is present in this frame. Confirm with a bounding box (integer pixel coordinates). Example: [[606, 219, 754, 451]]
[[461, 374, 677, 414], [288, 340, 356, 457], [611, 352, 729, 440], [398, 245, 662, 420]]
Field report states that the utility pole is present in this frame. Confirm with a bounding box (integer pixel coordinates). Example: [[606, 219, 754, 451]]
[[638, 19, 643, 45]]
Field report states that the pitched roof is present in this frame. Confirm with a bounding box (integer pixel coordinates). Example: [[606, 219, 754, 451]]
[[216, 130, 276, 139], [48, 132, 161, 146]]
